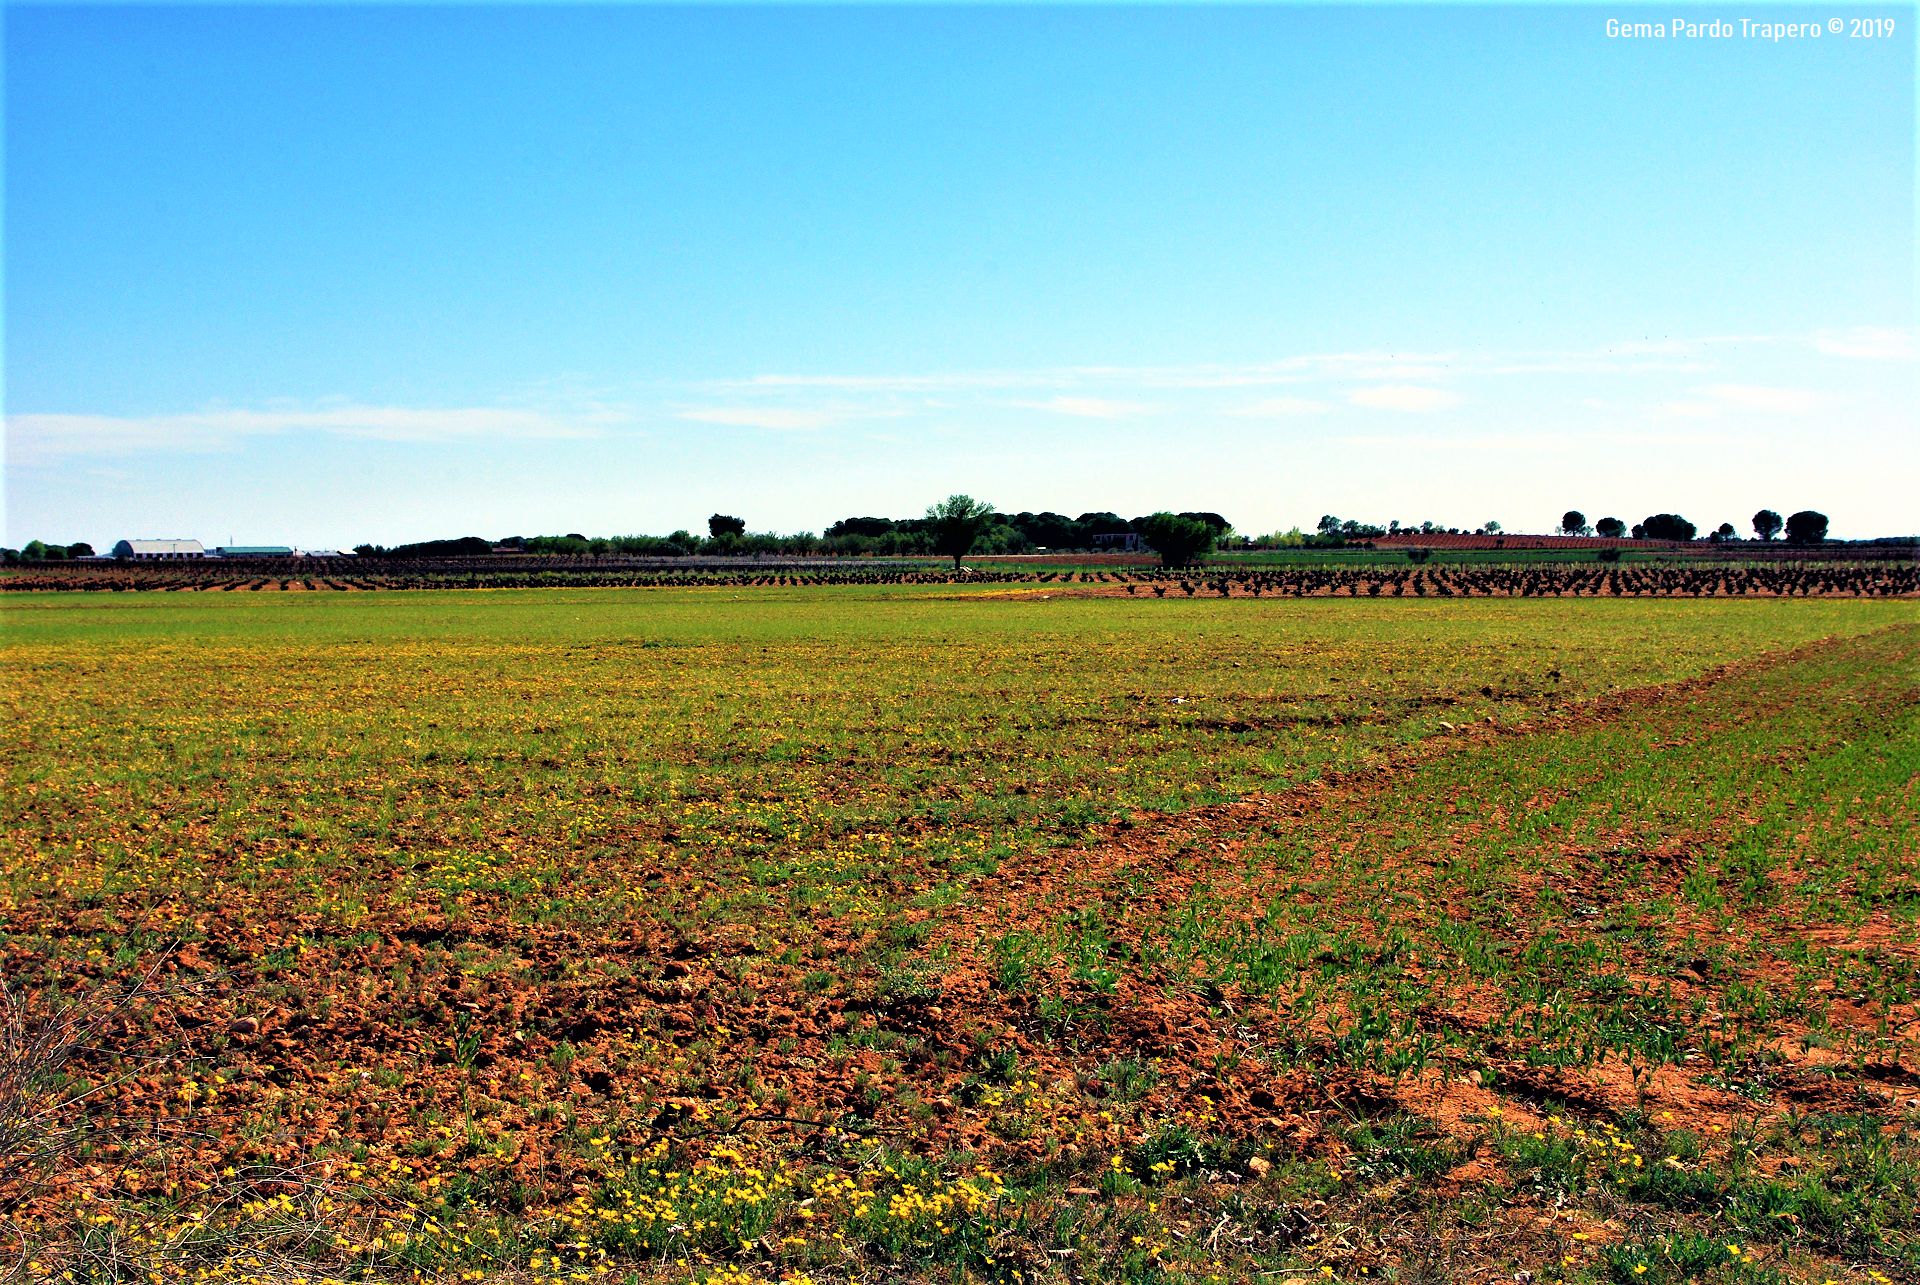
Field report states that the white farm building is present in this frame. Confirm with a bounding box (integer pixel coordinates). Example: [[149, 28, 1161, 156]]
[[111, 539, 206, 560]]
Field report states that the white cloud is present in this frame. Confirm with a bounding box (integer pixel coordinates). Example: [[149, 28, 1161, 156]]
[[1654, 383, 1829, 420], [719, 342, 1738, 398], [7, 403, 613, 463], [16, 328, 1886, 473], [1225, 395, 1332, 418], [1656, 400, 1724, 421], [1346, 426, 1741, 453], [676, 406, 843, 430], [1698, 384, 1824, 414], [1347, 385, 1461, 413], [738, 370, 1046, 393], [1811, 327, 1916, 361], [1012, 396, 1155, 419]]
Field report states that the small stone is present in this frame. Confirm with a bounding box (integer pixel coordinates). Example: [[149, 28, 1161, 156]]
[[1247, 1155, 1272, 1177], [1467, 1069, 1484, 1087]]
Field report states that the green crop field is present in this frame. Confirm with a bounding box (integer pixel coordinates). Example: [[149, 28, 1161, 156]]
[[4, 588, 1916, 1285]]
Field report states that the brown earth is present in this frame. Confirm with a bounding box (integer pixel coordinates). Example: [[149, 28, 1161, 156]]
[[9, 631, 1916, 1230]]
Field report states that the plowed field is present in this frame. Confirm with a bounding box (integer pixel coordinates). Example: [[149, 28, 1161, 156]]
[[4, 589, 1916, 1285]]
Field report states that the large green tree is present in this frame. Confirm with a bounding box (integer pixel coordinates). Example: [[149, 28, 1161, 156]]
[[1784, 510, 1829, 544], [1137, 512, 1217, 568], [924, 494, 997, 568], [1640, 513, 1697, 541], [1752, 509, 1784, 541]]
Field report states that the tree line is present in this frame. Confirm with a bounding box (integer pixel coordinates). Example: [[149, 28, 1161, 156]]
[[10, 502, 1853, 570], [0, 540, 95, 565], [319, 501, 1855, 569], [350, 503, 1235, 568], [1554, 509, 1829, 544]]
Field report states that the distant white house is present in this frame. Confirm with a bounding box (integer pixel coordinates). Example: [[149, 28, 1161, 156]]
[[1091, 532, 1147, 552], [111, 539, 206, 560]]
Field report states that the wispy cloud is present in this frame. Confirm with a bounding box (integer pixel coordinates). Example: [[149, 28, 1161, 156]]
[[1699, 384, 1825, 414], [1346, 427, 1741, 452], [1655, 383, 1829, 420], [716, 340, 1748, 398], [8, 403, 616, 463], [1011, 396, 1155, 419], [675, 406, 842, 430], [734, 370, 1050, 393], [13, 329, 1894, 468], [1656, 399, 1723, 421], [1347, 385, 1461, 413], [1810, 326, 1916, 361], [1225, 395, 1332, 418], [675, 400, 916, 430]]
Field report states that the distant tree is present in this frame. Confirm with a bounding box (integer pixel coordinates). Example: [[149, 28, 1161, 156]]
[[1009, 511, 1083, 549], [523, 533, 590, 555], [1483, 520, 1502, 534], [21, 540, 50, 561], [1752, 509, 1784, 541], [66, 541, 94, 558], [1629, 523, 1646, 540], [1074, 511, 1133, 536], [387, 536, 493, 559], [708, 514, 746, 539], [1138, 512, 1217, 569], [1560, 511, 1589, 536], [924, 494, 997, 568], [1177, 511, 1233, 534], [1595, 517, 1626, 539], [825, 516, 896, 539], [1640, 513, 1697, 542], [1711, 522, 1737, 542], [1784, 510, 1829, 544], [1597, 548, 1622, 563], [1317, 515, 1341, 535]]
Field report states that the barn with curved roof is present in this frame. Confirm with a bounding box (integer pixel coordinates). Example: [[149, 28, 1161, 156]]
[[111, 539, 206, 560]]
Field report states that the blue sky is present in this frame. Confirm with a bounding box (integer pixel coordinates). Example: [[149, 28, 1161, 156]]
[[6, 3, 1914, 547]]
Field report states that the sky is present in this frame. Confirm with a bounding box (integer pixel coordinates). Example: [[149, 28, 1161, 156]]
[[5, 2, 1915, 548]]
